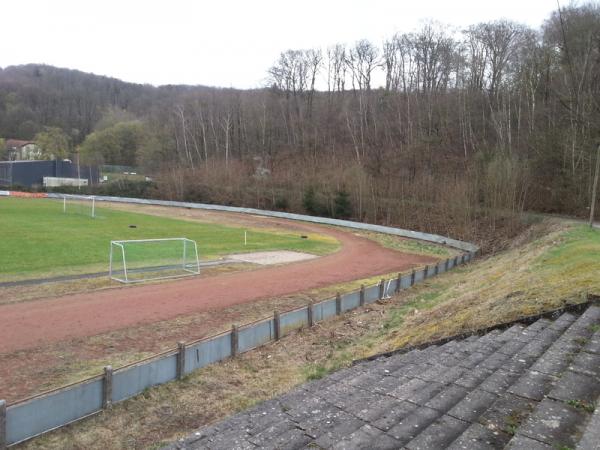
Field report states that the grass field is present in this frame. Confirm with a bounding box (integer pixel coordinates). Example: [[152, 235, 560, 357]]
[[0, 197, 339, 281]]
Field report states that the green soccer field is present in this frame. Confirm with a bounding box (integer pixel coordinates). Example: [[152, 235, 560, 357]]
[[0, 197, 339, 281]]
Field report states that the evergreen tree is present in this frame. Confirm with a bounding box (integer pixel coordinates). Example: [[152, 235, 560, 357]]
[[334, 190, 352, 219]]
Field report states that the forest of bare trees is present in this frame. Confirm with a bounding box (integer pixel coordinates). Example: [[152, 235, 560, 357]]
[[1, 3, 598, 248]]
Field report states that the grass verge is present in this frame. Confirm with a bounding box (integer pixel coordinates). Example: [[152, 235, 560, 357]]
[[355, 230, 459, 258]]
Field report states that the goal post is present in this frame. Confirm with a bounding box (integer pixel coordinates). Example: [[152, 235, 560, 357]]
[[61, 194, 97, 218], [109, 238, 200, 283]]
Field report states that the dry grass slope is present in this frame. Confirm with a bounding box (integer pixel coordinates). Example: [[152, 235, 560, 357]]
[[387, 220, 596, 349]]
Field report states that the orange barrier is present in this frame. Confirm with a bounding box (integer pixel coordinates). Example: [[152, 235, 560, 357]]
[[6, 191, 48, 198]]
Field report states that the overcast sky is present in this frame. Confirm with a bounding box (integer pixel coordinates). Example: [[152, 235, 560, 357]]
[[1, 0, 562, 89]]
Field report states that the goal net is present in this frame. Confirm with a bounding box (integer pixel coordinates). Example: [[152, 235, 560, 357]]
[[61, 195, 97, 218], [109, 238, 200, 283]]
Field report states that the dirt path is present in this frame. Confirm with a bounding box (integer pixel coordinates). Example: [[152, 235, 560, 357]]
[[0, 217, 435, 354]]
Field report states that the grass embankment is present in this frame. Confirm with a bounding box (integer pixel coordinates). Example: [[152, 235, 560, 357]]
[[20, 219, 599, 450], [355, 230, 459, 259], [385, 221, 599, 348], [0, 197, 339, 281]]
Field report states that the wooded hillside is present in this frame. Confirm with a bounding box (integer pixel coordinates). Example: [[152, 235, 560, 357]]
[[1, 3, 598, 248]]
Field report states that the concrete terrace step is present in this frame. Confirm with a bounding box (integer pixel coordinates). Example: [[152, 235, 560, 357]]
[[505, 306, 600, 450], [448, 306, 600, 450], [163, 305, 600, 450]]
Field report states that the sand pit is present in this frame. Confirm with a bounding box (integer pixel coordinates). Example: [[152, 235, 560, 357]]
[[228, 250, 318, 265]]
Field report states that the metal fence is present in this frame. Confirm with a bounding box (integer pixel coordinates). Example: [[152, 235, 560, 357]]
[[0, 196, 478, 448], [100, 165, 136, 174], [44, 193, 479, 253]]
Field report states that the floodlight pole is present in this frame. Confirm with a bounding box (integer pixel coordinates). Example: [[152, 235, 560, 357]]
[[92, 197, 95, 219], [589, 143, 600, 228], [76, 150, 81, 192]]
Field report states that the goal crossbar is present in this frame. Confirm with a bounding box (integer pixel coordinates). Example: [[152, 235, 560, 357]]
[[109, 237, 200, 283]]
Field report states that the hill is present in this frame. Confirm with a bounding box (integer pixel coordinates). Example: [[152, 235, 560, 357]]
[[1, 3, 598, 250], [0, 64, 218, 141]]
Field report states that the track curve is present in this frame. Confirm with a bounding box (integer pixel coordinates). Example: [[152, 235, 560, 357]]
[[0, 217, 436, 353]]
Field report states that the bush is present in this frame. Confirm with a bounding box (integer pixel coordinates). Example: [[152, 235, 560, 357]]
[[334, 189, 352, 219], [274, 196, 289, 211], [48, 180, 158, 199], [303, 186, 328, 216], [183, 183, 214, 203]]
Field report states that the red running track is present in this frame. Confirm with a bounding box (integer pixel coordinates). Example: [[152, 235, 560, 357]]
[[0, 221, 436, 353]]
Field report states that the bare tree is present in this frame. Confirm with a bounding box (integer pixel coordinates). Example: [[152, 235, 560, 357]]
[[411, 22, 456, 94], [346, 39, 380, 92], [467, 20, 527, 100], [326, 44, 347, 94]]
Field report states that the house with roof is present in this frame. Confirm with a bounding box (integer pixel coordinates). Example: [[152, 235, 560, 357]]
[[4, 139, 42, 161]]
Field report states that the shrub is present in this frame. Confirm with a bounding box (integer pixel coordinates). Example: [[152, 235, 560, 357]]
[[303, 186, 328, 216], [274, 196, 289, 211], [334, 189, 352, 219]]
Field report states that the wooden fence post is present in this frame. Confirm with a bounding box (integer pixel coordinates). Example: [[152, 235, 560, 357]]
[[102, 366, 113, 409], [177, 342, 186, 380], [379, 279, 385, 299], [359, 285, 365, 307], [434, 264, 439, 276], [231, 324, 239, 357], [0, 399, 6, 450], [410, 270, 416, 286], [336, 292, 342, 315], [454, 256, 458, 267], [307, 302, 314, 327], [396, 273, 402, 293], [445, 258, 450, 271], [274, 311, 281, 340], [424, 265, 429, 278]]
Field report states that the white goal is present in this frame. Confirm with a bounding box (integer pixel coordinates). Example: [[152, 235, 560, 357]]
[[109, 238, 200, 283], [61, 194, 97, 218]]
